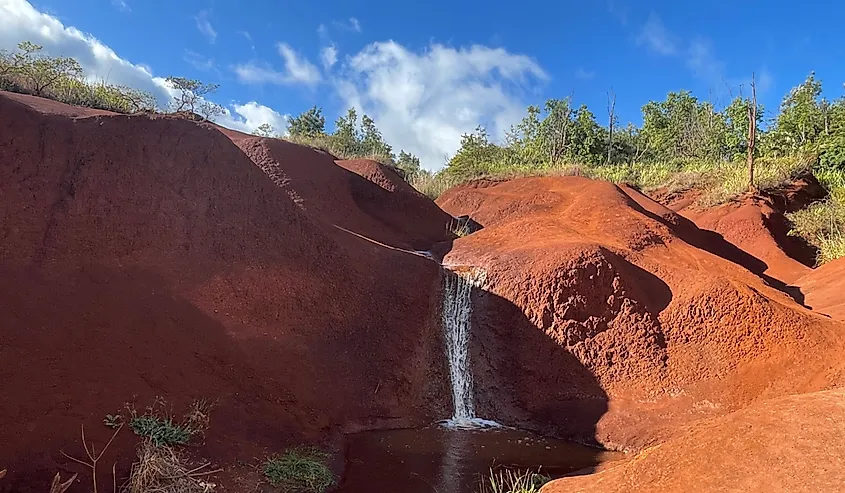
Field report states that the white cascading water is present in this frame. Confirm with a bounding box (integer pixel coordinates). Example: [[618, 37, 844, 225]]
[[441, 268, 500, 429]]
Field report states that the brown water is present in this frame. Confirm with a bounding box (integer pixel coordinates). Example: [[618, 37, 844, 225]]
[[334, 426, 622, 493]]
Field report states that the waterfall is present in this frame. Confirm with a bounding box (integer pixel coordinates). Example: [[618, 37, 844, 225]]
[[441, 267, 493, 427]]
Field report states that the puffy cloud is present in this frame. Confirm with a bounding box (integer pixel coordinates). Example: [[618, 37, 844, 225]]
[[335, 41, 547, 170], [0, 0, 287, 135], [216, 102, 289, 135], [320, 45, 338, 69], [195, 10, 216, 44], [234, 43, 321, 86]]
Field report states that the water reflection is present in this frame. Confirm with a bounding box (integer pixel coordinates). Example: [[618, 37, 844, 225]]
[[335, 426, 622, 493]]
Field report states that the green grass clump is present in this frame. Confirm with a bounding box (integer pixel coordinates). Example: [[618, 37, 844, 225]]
[[124, 398, 213, 447], [480, 468, 551, 493], [263, 447, 335, 493], [129, 415, 192, 447]]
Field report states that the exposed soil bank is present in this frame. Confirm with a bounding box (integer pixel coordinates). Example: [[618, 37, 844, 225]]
[[437, 176, 845, 451], [542, 389, 845, 493], [0, 92, 452, 492]]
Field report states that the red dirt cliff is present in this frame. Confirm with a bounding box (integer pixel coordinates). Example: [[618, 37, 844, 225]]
[[0, 92, 452, 492]]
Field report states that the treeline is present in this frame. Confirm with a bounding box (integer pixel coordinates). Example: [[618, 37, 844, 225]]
[[264, 106, 423, 178], [443, 73, 845, 180]]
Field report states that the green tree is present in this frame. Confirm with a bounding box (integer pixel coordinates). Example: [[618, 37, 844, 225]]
[[288, 106, 326, 138], [773, 72, 824, 153], [396, 150, 422, 176], [331, 108, 361, 154], [361, 114, 393, 157]]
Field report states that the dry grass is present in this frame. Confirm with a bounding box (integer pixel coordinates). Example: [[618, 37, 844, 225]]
[[126, 439, 220, 493], [479, 468, 551, 493]]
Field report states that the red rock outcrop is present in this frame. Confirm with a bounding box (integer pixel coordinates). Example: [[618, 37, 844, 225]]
[[0, 92, 452, 492], [437, 176, 845, 450]]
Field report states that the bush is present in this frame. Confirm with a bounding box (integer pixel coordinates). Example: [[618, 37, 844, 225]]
[[263, 447, 334, 492]]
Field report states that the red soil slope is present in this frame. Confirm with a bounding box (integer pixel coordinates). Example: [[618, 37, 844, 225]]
[[542, 388, 845, 493], [218, 129, 452, 251], [656, 177, 824, 285], [0, 92, 452, 492], [437, 176, 845, 450], [797, 257, 845, 321]]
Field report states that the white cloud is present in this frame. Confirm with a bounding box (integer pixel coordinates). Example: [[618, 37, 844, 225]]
[[216, 102, 289, 135], [111, 0, 130, 13], [335, 41, 547, 170], [235, 43, 322, 86], [575, 67, 595, 79], [321, 45, 338, 69], [195, 10, 216, 44], [637, 12, 677, 55], [277, 43, 321, 84], [0, 0, 287, 136]]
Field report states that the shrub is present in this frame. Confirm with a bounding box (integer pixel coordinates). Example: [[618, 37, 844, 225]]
[[263, 447, 334, 492]]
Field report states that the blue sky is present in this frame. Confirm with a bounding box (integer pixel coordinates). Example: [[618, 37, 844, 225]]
[[2, 0, 843, 169]]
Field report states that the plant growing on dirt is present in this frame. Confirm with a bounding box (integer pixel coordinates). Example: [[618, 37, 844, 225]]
[[60, 424, 123, 493], [165, 76, 219, 116], [263, 447, 335, 492], [127, 439, 221, 493], [126, 398, 213, 447], [479, 468, 551, 493], [103, 413, 123, 429]]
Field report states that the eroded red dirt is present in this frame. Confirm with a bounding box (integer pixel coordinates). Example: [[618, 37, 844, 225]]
[[797, 257, 845, 322], [542, 388, 845, 493], [0, 92, 452, 492], [655, 177, 824, 285], [437, 176, 845, 451]]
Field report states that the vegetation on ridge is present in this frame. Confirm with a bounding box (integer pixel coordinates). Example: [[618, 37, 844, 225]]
[[3, 39, 844, 263]]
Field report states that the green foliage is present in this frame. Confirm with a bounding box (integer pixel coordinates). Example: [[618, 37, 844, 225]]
[[263, 447, 335, 492], [129, 415, 192, 447], [480, 468, 551, 493], [288, 106, 326, 138], [125, 398, 212, 447], [0, 41, 156, 113], [396, 150, 422, 176], [787, 167, 845, 265]]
